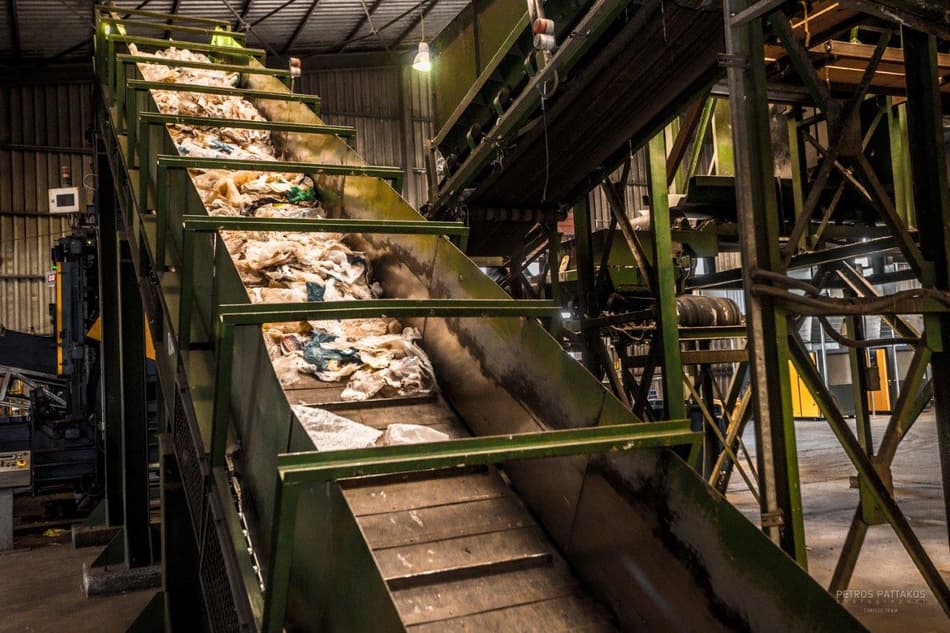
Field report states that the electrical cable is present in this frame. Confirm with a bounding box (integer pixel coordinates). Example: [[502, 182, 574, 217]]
[[535, 70, 559, 204], [750, 269, 925, 348], [540, 94, 550, 203], [0, 229, 73, 246]]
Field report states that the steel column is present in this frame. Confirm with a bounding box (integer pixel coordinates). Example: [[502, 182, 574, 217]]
[[647, 132, 685, 420], [119, 241, 153, 567], [902, 25, 950, 544], [573, 197, 600, 373], [722, 2, 806, 565], [846, 316, 873, 452], [97, 143, 125, 528]]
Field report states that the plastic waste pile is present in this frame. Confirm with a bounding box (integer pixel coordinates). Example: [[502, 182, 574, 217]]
[[135, 47, 444, 447]]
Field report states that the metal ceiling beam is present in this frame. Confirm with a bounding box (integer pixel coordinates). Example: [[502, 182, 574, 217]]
[[218, 0, 283, 58], [331, 1, 424, 51], [392, 0, 437, 48], [164, 0, 182, 40], [281, 0, 320, 55], [249, 0, 296, 28], [6, 0, 21, 60], [335, 0, 384, 53]]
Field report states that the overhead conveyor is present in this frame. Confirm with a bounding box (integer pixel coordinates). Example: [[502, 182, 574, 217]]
[[92, 6, 868, 632]]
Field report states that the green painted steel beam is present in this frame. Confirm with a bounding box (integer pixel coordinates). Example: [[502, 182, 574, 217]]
[[261, 420, 701, 633], [788, 236, 901, 271], [127, 80, 320, 107], [616, 325, 748, 340], [685, 98, 715, 187], [723, 0, 806, 566], [678, 325, 747, 340], [117, 54, 290, 79], [572, 197, 600, 372], [788, 335, 950, 614], [96, 4, 231, 26], [106, 34, 265, 60], [140, 112, 354, 139], [903, 26, 950, 553], [101, 17, 246, 40], [155, 155, 399, 183], [647, 132, 685, 420], [279, 420, 699, 483], [182, 215, 467, 238], [217, 299, 563, 325]]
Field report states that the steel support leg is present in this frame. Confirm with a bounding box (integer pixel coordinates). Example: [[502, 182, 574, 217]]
[[903, 26, 950, 549], [647, 132, 685, 420], [119, 241, 153, 567], [158, 434, 203, 628], [722, 3, 806, 565], [790, 335, 950, 614], [97, 145, 125, 528], [573, 197, 600, 374], [846, 316, 873, 453]]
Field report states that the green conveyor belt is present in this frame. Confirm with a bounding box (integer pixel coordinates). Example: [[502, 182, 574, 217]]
[[93, 7, 868, 633]]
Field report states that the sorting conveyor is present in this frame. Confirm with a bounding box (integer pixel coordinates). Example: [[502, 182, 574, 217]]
[[93, 6, 867, 632]]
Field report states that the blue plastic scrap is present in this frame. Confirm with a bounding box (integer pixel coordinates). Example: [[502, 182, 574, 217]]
[[302, 332, 360, 371], [306, 282, 325, 302]]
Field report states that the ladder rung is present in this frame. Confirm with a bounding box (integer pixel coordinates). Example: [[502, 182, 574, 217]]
[[181, 215, 466, 238], [100, 17, 246, 40], [106, 34, 266, 60], [127, 79, 320, 106], [117, 54, 290, 78], [217, 299, 563, 325], [156, 155, 401, 183], [141, 113, 354, 139]]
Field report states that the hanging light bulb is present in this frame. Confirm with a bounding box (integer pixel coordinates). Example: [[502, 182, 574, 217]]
[[412, 41, 431, 72], [412, 5, 431, 72]]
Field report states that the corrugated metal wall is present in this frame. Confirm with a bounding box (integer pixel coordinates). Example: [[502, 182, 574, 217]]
[[0, 80, 95, 335], [588, 147, 651, 232], [299, 64, 433, 210]]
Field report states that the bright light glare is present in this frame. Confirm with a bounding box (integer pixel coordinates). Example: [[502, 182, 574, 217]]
[[412, 42, 432, 72]]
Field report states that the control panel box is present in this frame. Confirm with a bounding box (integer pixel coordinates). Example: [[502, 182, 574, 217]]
[[49, 187, 81, 214], [0, 451, 31, 488]]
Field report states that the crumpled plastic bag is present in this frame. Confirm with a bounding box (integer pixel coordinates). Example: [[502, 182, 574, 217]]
[[138, 46, 438, 407], [378, 424, 449, 446], [292, 405, 381, 451]]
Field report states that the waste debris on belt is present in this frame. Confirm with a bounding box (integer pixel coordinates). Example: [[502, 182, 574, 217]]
[[135, 47, 443, 447]]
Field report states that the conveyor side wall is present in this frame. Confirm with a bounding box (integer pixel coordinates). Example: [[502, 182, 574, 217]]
[[243, 72, 867, 632]]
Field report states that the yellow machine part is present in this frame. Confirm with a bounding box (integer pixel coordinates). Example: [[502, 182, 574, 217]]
[[86, 316, 156, 361], [789, 357, 821, 419], [789, 350, 891, 418], [867, 348, 891, 413], [55, 264, 63, 375]]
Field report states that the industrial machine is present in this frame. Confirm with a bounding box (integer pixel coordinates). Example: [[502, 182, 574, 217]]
[[0, 224, 103, 495], [0, 228, 103, 545], [89, 6, 870, 632]]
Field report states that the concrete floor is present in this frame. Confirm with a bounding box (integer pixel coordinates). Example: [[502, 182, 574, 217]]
[[0, 541, 156, 633], [0, 412, 946, 632], [727, 409, 950, 633]]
